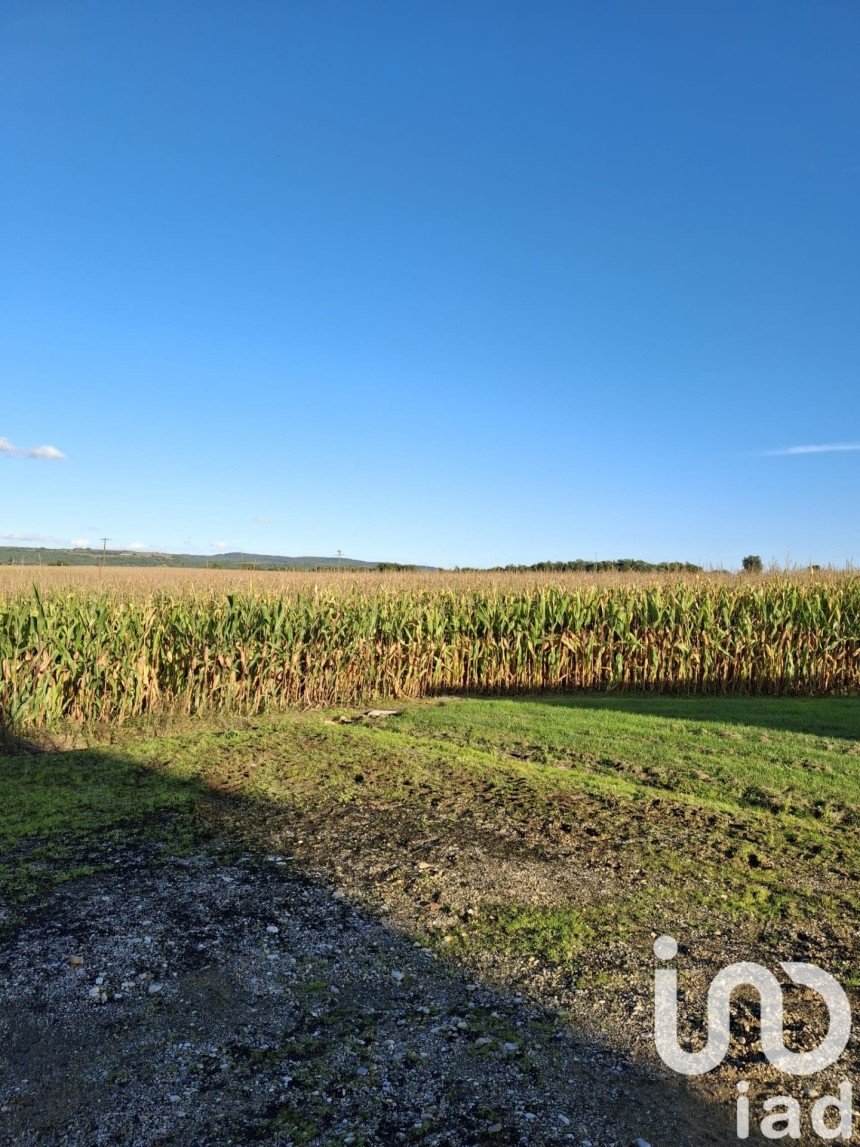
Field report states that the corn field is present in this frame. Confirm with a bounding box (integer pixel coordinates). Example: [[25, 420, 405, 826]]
[[1, 572, 859, 727]]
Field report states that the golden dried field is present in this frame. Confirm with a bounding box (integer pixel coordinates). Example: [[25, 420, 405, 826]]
[[0, 562, 852, 597]]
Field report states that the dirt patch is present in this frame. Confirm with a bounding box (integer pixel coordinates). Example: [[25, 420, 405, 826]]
[[0, 846, 732, 1146]]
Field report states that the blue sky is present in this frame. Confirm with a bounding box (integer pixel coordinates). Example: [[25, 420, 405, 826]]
[[2, 1, 858, 568]]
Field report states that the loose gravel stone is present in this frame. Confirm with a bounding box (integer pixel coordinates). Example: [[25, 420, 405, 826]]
[[0, 846, 736, 1145]]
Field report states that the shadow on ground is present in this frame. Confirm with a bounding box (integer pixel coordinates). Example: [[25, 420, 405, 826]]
[[0, 744, 745, 1146]]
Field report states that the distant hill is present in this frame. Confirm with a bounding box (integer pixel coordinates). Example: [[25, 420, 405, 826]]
[[0, 546, 417, 570], [0, 547, 702, 573]]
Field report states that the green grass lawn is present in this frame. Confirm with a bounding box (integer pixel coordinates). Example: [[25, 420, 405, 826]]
[[2, 695, 858, 984], [395, 694, 860, 815]]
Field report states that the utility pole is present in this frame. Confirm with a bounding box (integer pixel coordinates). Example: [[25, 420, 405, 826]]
[[100, 538, 111, 568], [336, 549, 343, 570]]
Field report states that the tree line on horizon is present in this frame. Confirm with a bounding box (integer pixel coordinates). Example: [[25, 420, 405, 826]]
[[470, 559, 704, 573]]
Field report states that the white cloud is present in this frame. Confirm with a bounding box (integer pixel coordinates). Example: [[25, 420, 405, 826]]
[[211, 540, 231, 552], [252, 515, 273, 525], [0, 436, 66, 459], [0, 531, 57, 542], [70, 538, 91, 548], [28, 444, 66, 460], [764, 443, 860, 456], [127, 541, 148, 551]]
